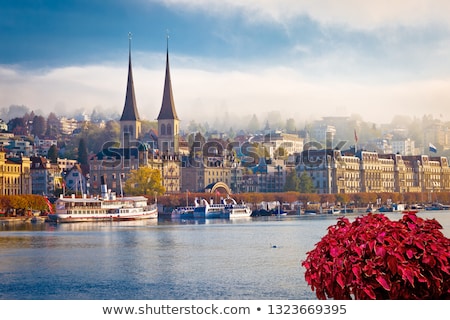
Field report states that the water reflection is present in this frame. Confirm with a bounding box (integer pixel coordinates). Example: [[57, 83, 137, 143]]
[[1, 211, 449, 299]]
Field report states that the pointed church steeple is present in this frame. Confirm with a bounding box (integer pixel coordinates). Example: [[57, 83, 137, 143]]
[[157, 37, 179, 121], [157, 35, 179, 155], [120, 33, 141, 143], [121, 33, 140, 122]]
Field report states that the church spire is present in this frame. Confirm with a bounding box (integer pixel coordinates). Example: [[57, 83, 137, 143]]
[[120, 32, 140, 122], [157, 35, 179, 120]]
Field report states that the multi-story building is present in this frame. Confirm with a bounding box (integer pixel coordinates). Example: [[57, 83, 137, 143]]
[[181, 153, 232, 193], [34, 137, 58, 156], [332, 150, 360, 194], [296, 148, 450, 195], [261, 131, 304, 158], [30, 156, 62, 196], [59, 117, 79, 135], [0, 150, 31, 195], [391, 138, 416, 156], [0, 119, 8, 131], [63, 163, 89, 195], [6, 139, 33, 156], [57, 158, 77, 171], [254, 160, 285, 193], [296, 149, 334, 194], [423, 120, 450, 152]]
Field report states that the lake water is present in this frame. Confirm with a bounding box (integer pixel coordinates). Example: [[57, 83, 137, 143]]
[[1, 211, 449, 300]]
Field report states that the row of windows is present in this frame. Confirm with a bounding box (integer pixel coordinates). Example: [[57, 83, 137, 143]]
[[0, 177, 21, 184], [207, 171, 228, 176], [0, 165, 22, 173]]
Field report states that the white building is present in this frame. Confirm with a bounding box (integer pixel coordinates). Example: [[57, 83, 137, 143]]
[[391, 138, 416, 156]]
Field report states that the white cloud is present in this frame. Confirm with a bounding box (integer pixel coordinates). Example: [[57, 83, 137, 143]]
[[2, 55, 449, 129], [158, 0, 450, 30]]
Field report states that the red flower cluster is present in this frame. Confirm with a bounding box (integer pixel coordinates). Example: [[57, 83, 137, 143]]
[[302, 213, 450, 299]]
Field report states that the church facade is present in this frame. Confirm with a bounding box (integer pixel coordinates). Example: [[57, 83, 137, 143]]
[[89, 37, 181, 195]]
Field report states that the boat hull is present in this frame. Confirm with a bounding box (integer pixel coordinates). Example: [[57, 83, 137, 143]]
[[47, 209, 158, 223], [193, 206, 229, 219]]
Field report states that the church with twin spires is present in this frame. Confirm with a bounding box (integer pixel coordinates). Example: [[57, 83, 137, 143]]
[[89, 36, 181, 195]]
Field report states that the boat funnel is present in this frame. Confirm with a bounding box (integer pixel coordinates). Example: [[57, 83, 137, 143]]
[[101, 175, 108, 199]]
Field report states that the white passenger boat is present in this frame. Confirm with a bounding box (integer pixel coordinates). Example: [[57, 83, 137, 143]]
[[224, 197, 252, 218], [193, 196, 252, 219], [47, 181, 157, 223]]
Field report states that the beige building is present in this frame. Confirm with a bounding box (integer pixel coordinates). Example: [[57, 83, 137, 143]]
[[181, 157, 231, 193], [0, 150, 32, 195], [297, 149, 450, 194]]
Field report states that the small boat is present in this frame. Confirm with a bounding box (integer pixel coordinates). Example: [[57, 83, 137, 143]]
[[425, 203, 448, 211], [327, 207, 341, 214], [303, 210, 317, 215], [171, 198, 200, 219], [402, 210, 419, 214], [193, 196, 252, 219], [223, 197, 252, 218]]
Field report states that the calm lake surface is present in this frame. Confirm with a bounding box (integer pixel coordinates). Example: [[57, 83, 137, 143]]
[[1, 211, 449, 300]]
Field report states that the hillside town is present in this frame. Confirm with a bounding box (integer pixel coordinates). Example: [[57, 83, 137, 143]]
[[2, 43, 450, 201]]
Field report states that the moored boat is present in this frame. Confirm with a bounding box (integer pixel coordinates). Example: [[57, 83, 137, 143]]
[[47, 180, 157, 223], [47, 194, 158, 223], [223, 197, 252, 218], [193, 196, 252, 219], [171, 198, 200, 219], [193, 198, 229, 219]]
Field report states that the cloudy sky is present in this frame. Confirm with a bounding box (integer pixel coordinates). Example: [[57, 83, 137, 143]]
[[1, 0, 450, 129]]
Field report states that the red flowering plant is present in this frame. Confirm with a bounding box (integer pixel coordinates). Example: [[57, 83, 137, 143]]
[[302, 213, 450, 299]]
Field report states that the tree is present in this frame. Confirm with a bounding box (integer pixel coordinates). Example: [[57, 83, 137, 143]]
[[123, 167, 165, 196], [77, 138, 88, 165], [284, 169, 300, 192], [299, 172, 315, 193], [45, 112, 60, 137], [47, 145, 58, 164], [31, 115, 46, 137], [7, 117, 27, 135], [335, 193, 350, 205]]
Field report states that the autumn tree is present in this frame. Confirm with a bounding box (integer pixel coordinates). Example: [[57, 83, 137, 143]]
[[124, 167, 165, 196], [335, 193, 350, 205]]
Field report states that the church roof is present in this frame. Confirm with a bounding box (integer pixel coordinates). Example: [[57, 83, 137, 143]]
[[120, 37, 140, 122], [157, 44, 179, 120]]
